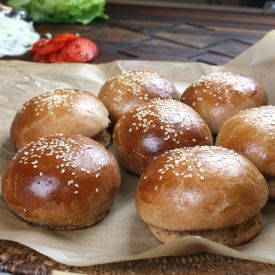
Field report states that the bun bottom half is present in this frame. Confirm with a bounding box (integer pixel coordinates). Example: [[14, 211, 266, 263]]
[[2, 134, 121, 230], [266, 176, 275, 200], [148, 212, 262, 247]]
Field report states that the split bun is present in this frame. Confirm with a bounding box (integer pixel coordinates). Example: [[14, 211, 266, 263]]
[[135, 146, 268, 246], [10, 88, 110, 151], [180, 72, 268, 134], [98, 70, 179, 126], [1, 134, 121, 230], [216, 105, 275, 198], [113, 99, 213, 175]]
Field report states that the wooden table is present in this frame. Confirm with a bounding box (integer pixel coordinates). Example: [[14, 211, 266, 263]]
[[2, 3, 275, 274], [2, 2, 275, 65]]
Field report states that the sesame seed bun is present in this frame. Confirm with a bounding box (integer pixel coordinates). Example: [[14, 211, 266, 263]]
[[98, 70, 179, 126], [113, 99, 213, 175], [216, 105, 275, 178], [180, 72, 268, 134], [135, 146, 268, 247], [10, 88, 110, 151], [1, 134, 121, 230]]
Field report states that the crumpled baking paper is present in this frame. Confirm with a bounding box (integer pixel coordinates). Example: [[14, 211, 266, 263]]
[[0, 30, 275, 267]]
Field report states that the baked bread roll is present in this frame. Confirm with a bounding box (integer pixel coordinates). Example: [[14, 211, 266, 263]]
[[98, 70, 179, 126], [1, 134, 121, 230], [113, 99, 213, 175], [10, 88, 110, 151], [265, 176, 275, 200], [135, 146, 268, 247], [216, 105, 275, 178], [180, 72, 267, 134]]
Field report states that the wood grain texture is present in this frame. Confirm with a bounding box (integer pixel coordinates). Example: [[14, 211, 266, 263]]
[[2, 3, 275, 65]]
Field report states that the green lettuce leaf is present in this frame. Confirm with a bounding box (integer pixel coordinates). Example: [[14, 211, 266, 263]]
[[7, 0, 108, 25]]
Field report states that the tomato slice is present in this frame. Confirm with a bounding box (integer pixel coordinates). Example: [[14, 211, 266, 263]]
[[51, 33, 79, 43], [48, 51, 68, 63], [32, 53, 50, 63], [60, 46, 78, 62], [37, 40, 66, 56], [30, 39, 50, 54], [31, 35, 99, 64], [66, 38, 98, 63]]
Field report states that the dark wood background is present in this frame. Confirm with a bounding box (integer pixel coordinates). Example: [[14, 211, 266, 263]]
[[2, 3, 275, 66]]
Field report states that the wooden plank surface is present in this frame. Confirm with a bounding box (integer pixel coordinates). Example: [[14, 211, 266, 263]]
[[2, 3, 275, 65]]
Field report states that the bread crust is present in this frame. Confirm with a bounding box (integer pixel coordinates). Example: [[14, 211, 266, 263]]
[[148, 212, 262, 247], [2, 134, 121, 230], [113, 99, 213, 175], [180, 72, 268, 134], [216, 105, 275, 177], [10, 88, 110, 150], [265, 176, 275, 200], [98, 70, 179, 126], [135, 146, 268, 233]]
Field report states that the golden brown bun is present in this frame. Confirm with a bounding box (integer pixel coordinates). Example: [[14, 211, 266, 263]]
[[265, 176, 275, 200], [180, 72, 268, 134], [1, 134, 121, 230], [149, 212, 262, 247], [135, 146, 268, 244], [98, 70, 179, 126], [10, 88, 110, 151], [113, 99, 213, 175], [216, 105, 275, 177]]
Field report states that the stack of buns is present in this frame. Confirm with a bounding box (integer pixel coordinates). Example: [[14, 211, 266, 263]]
[[1, 69, 271, 250]]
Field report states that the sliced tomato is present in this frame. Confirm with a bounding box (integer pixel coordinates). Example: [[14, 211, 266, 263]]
[[30, 39, 50, 54], [31, 34, 99, 64], [32, 53, 50, 63], [66, 38, 98, 63], [51, 33, 79, 43], [60, 46, 78, 62], [37, 40, 66, 56], [48, 51, 68, 63]]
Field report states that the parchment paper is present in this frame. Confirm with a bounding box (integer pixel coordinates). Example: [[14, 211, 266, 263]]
[[1, 30, 275, 267]]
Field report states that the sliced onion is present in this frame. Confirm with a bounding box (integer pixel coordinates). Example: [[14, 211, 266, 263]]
[[0, 16, 40, 58]]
